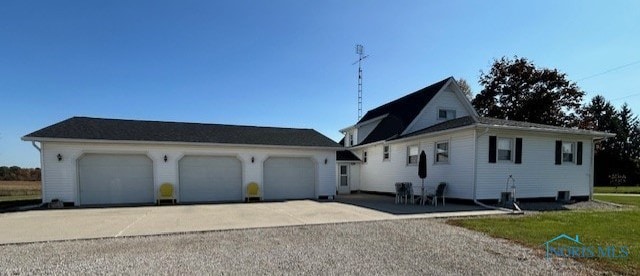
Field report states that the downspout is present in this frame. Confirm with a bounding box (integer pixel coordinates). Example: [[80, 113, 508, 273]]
[[31, 141, 41, 152], [589, 137, 602, 201], [473, 127, 517, 213], [31, 141, 45, 205]]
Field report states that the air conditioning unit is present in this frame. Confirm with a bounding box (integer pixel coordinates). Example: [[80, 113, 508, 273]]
[[557, 191, 570, 202]]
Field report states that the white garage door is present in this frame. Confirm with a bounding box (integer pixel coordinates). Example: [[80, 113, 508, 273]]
[[78, 154, 154, 205], [263, 157, 315, 200], [179, 156, 242, 203]]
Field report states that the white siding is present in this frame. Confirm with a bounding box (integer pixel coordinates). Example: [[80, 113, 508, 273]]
[[358, 130, 476, 199], [40, 142, 336, 205], [356, 119, 380, 145], [475, 130, 593, 200], [404, 86, 471, 134]]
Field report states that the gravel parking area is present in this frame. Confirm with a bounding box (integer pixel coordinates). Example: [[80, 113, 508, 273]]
[[0, 219, 601, 275], [518, 200, 622, 211]]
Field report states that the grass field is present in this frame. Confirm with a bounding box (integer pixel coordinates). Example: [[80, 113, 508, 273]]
[[594, 186, 640, 194], [0, 181, 41, 199], [450, 196, 640, 275]]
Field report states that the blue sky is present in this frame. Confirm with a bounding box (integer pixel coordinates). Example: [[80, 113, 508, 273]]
[[1, 1, 639, 167]]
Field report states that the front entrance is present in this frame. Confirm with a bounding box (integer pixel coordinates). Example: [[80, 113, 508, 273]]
[[337, 165, 350, 194]]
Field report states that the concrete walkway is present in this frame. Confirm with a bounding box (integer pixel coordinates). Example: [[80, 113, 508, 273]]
[[0, 199, 507, 245]]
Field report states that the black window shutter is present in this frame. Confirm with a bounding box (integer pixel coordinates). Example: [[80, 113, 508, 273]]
[[515, 138, 523, 164], [489, 136, 497, 163], [577, 142, 583, 165], [555, 140, 562, 165]]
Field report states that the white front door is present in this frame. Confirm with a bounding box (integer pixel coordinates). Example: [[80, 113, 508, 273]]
[[337, 165, 350, 194]]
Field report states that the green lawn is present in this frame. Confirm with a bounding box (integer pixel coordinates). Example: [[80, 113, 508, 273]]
[[594, 186, 640, 194], [450, 196, 640, 275], [595, 195, 640, 207]]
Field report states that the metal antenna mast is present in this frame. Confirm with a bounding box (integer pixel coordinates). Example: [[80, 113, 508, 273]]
[[352, 44, 368, 120]]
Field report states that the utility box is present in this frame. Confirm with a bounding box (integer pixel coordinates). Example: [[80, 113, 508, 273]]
[[499, 192, 513, 206], [557, 191, 571, 202]]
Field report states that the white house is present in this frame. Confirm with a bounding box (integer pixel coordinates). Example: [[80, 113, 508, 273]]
[[22, 118, 341, 206], [336, 77, 613, 201], [24, 77, 613, 206]]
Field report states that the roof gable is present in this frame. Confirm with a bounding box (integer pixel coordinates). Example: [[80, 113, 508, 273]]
[[355, 77, 452, 144], [23, 117, 342, 148]]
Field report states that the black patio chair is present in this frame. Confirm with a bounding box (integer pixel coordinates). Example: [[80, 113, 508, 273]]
[[427, 182, 447, 207]]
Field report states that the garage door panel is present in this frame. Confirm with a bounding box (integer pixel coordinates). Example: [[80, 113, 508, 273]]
[[264, 157, 315, 200], [78, 154, 154, 205], [179, 156, 242, 202]]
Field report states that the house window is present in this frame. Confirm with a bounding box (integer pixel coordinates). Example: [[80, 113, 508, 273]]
[[562, 142, 574, 163], [349, 133, 354, 146], [438, 109, 456, 120], [363, 151, 368, 163], [435, 142, 449, 163], [407, 145, 419, 165], [383, 145, 390, 160], [497, 138, 513, 161]]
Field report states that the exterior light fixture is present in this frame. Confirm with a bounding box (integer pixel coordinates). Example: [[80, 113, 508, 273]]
[[57, 154, 62, 162], [251, 156, 255, 163], [324, 158, 328, 164], [164, 155, 168, 162]]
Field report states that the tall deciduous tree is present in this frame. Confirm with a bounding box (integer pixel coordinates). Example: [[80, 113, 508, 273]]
[[456, 78, 473, 100], [472, 56, 585, 126], [580, 97, 640, 186]]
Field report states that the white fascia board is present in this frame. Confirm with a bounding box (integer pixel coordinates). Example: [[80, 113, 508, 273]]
[[338, 114, 388, 133], [347, 140, 386, 150], [336, 160, 362, 163], [21, 137, 345, 151], [476, 124, 616, 138]]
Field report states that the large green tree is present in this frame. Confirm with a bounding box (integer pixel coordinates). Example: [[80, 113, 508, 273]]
[[580, 97, 640, 185], [472, 56, 585, 126]]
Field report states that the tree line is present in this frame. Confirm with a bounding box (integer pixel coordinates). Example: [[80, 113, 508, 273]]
[[0, 166, 41, 181], [465, 56, 640, 186]]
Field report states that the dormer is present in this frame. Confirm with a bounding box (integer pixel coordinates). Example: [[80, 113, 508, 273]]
[[339, 114, 387, 147]]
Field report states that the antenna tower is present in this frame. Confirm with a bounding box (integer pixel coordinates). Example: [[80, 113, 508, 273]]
[[353, 44, 368, 120]]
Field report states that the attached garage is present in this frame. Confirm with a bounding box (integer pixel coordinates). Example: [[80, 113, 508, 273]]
[[263, 157, 316, 200], [179, 156, 242, 203], [78, 154, 154, 205]]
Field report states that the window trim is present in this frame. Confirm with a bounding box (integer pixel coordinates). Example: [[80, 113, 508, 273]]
[[437, 108, 457, 120], [434, 141, 450, 164], [497, 137, 514, 162], [383, 145, 390, 161], [406, 144, 419, 166]]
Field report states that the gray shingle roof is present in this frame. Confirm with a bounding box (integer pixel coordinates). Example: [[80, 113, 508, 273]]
[[395, 116, 476, 140], [476, 117, 614, 136], [336, 150, 361, 161], [23, 117, 342, 148], [356, 77, 452, 144], [391, 116, 613, 141]]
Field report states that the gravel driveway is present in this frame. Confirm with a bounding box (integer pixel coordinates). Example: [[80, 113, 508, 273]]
[[0, 219, 601, 275]]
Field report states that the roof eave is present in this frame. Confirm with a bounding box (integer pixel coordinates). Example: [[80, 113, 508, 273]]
[[339, 114, 389, 133], [476, 124, 616, 138], [22, 137, 344, 151]]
